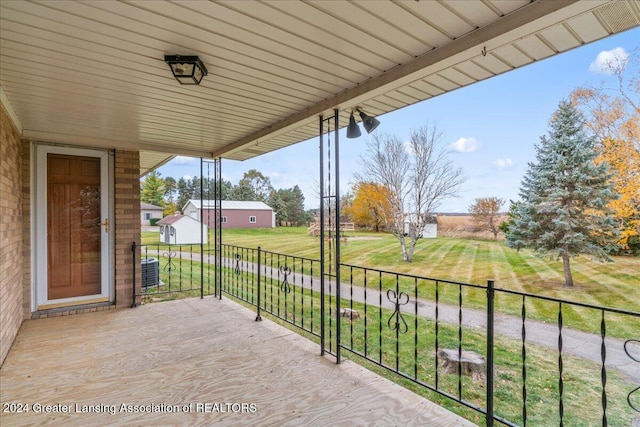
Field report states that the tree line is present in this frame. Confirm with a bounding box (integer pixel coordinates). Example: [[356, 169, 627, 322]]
[[141, 169, 311, 226]]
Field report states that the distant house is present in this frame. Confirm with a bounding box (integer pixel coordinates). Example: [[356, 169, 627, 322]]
[[183, 199, 275, 228], [403, 214, 438, 238], [157, 214, 208, 245], [141, 203, 163, 225]]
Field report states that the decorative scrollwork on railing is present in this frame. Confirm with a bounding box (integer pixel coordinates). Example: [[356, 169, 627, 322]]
[[279, 265, 291, 294], [387, 289, 409, 334], [234, 253, 241, 275], [163, 251, 177, 272], [624, 339, 640, 412]]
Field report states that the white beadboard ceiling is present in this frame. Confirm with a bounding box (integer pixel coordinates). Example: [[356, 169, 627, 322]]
[[1, 0, 639, 175]]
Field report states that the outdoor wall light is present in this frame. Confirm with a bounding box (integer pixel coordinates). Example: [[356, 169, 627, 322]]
[[346, 107, 380, 138], [346, 113, 362, 138], [164, 55, 208, 85]]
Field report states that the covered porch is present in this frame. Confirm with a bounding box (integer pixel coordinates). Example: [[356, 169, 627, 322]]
[[0, 296, 474, 426], [2, 1, 640, 426]]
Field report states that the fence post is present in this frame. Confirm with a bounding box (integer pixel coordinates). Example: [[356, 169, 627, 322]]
[[131, 242, 137, 308], [256, 247, 262, 321], [486, 279, 495, 427]]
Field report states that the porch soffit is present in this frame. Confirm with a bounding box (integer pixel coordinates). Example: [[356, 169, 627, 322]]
[[0, 1, 638, 175]]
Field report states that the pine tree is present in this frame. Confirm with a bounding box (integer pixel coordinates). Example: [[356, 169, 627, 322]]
[[506, 100, 619, 287]]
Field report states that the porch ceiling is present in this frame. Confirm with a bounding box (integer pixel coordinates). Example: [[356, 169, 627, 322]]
[[1, 1, 639, 175]]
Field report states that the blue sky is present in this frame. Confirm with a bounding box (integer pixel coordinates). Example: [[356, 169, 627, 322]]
[[158, 28, 639, 212]]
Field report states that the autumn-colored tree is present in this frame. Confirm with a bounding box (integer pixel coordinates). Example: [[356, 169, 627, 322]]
[[469, 197, 504, 239], [596, 137, 640, 247], [571, 46, 640, 248], [350, 182, 392, 232]]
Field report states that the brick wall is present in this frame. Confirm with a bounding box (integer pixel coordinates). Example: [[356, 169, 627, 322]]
[[22, 141, 31, 319], [114, 150, 141, 308], [0, 103, 24, 366]]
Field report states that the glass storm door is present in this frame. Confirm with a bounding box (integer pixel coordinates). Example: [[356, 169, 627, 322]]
[[36, 146, 111, 309]]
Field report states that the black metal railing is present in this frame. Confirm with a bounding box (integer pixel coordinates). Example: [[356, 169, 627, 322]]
[[132, 241, 640, 427], [132, 243, 217, 302], [218, 244, 325, 342]]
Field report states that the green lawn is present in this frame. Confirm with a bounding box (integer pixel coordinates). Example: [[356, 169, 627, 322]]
[[145, 226, 639, 312]]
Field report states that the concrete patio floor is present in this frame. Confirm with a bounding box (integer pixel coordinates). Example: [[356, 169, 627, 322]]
[[0, 297, 476, 426]]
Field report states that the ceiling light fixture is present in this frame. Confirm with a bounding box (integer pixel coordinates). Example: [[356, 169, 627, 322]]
[[164, 55, 208, 85]]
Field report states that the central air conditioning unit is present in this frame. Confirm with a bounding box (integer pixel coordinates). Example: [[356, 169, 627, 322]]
[[141, 258, 159, 288]]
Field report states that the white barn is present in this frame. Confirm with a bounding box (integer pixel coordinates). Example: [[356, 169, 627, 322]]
[[157, 214, 208, 245]]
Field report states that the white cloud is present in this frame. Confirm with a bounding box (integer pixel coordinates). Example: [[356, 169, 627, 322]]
[[589, 47, 628, 74], [173, 156, 196, 165], [403, 141, 416, 155], [182, 175, 192, 181], [449, 137, 478, 153], [493, 158, 513, 170]]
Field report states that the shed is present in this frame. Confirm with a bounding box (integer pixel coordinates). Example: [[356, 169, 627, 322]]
[[158, 214, 208, 245], [141, 203, 163, 225], [183, 200, 275, 229], [404, 214, 438, 239]]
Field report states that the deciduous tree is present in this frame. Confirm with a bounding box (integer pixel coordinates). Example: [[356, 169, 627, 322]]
[[506, 100, 620, 287], [469, 197, 504, 239], [358, 125, 465, 262], [350, 181, 392, 232], [570, 47, 640, 249], [231, 169, 273, 202]]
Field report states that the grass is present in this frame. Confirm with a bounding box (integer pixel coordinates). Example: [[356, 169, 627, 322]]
[[143, 226, 639, 311], [221, 227, 639, 309]]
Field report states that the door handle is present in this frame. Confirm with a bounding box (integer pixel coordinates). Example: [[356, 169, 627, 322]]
[[102, 218, 109, 233]]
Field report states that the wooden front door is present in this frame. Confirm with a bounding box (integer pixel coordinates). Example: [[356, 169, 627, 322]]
[[47, 153, 103, 299], [35, 146, 111, 310]]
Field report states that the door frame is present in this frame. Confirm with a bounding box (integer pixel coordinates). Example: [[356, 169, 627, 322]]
[[33, 144, 114, 311]]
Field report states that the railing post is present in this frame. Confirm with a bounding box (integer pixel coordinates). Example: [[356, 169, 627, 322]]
[[319, 114, 326, 356], [256, 247, 262, 322], [486, 279, 495, 427], [200, 157, 204, 299], [334, 109, 341, 364], [131, 242, 137, 308]]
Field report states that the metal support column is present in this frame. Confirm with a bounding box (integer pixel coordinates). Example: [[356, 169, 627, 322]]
[[215, 158, 222, 299], [200, 158, 204, 299], [319, 109, 341, 363]]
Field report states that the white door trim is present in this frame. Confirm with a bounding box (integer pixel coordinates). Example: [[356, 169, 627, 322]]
[[33, 145, 113, 311]]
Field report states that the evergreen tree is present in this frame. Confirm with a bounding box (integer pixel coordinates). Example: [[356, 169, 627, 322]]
[[175, 177, 190, 212], [506, 100, 619, 287], [163, 176, 176, 203], [287, 185, 306, 225], [267, 190, 287, 225], [140, 171, 165, 207]]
